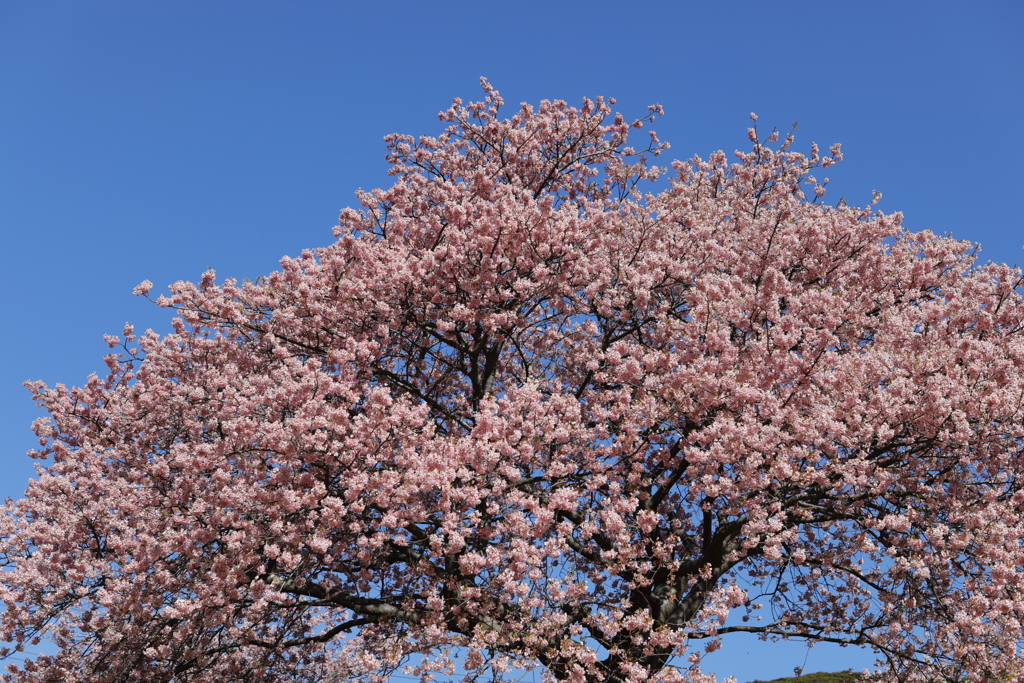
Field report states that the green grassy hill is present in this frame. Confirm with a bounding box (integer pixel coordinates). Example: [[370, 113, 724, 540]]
[[746, 671, 861, 683]]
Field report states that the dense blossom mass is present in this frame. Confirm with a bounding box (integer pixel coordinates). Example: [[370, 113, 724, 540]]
[[3, 81, 1024, 683]]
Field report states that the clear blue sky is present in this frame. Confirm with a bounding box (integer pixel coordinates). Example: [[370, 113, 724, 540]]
[[1, 2, 1021, 681]]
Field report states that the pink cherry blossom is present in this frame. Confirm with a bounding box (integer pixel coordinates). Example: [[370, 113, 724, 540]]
[[3, 80, 1024, 683]]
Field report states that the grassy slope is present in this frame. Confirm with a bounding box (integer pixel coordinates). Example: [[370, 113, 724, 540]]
[[746, 672, 861, 683]]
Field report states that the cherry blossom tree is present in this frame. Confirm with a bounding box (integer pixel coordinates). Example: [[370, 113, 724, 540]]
[[3, 80, 1023, 683]]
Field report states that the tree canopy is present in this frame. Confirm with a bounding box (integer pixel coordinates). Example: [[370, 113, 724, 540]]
[[3, 81, 1023, 683]]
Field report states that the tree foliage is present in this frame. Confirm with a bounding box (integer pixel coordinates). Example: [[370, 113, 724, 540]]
[[3, 80, 1024, 683]]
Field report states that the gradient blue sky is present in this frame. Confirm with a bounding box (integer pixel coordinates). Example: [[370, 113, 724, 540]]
[[2, 2, 1021, 681]]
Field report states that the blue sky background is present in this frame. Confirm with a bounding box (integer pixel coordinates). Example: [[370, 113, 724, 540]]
[[1, 2, 1021, 681]]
